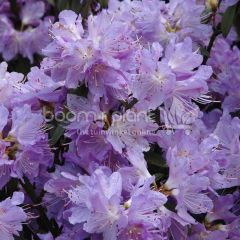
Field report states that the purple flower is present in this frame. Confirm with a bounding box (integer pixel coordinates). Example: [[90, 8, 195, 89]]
[[10, 104, 45, 146], [165, 37, 203, 74], [132, 43, 176, 110], [19, 19, 52, 63], [55, 224, 89, 240], [132, 38, 212, 112], [206, 194, 236, 223], [0, 158, 13, 189], [208, 38, 240, 112], [0, 1, 239, 238], [108, 0, 211, 45], [0, 104, 8, 132], [166, 174, 213, 223], [209, 113, 240, 189], [189, 223, 228, 240], [106, 110, 158, 178], [14, 66, 64, 104], [43, 10, 133, 102], [0, 16, 18, 61], [63, 169, 168, 239], [0, 104, 12, 188], [0, 1, 10, 15], [165, 0, 212, 44], [165, 138, 214, 222], [0, 62, 24, 106], [20, 1, 45, 25], [0, 1, 52, 62], [118, 178, 167, 239], [66, 169, 125, 239], [66, 94, 102, 132], [12, 137, 53, 179], [0, 192, 27, 240]]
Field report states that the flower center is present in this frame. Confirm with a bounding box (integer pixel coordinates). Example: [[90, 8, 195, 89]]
[[152, 71, 166, 89]]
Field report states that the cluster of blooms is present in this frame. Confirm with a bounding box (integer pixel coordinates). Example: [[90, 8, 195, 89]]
[[0, 0, 53, 62], [0, 0, 239, 239], [208, 37, 240, 112]]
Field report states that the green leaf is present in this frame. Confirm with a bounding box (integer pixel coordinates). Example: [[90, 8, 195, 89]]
[[234, 5, 240, 38], [57, 0, 70, 11], [50, 125, 65, 145], [80, 0, 92, 19], [221, 4, 237, 37], [9, 0, 19, 16], [70, 0, 81, 12], [68, 85, 89, 97], [99, 0, 108, 9], [145, 151, 167, 168], [200, 47, 209, 58], [154, 173, 165, 182], [7, 56, 31, 75], [47, 0, 55, 6]]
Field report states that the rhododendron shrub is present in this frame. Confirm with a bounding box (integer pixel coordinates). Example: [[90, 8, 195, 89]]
[[0, 0, 240, 239]]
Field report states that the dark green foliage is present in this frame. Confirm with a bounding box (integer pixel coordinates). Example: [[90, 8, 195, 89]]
[[221, 3, 238, 37]]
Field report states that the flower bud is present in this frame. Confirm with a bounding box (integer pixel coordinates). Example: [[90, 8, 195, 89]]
[[206, 0, 218, 11]]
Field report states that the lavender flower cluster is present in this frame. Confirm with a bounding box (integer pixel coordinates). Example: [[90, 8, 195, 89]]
[[0, 0, 52, 62], [0, 0, 239, 239]]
